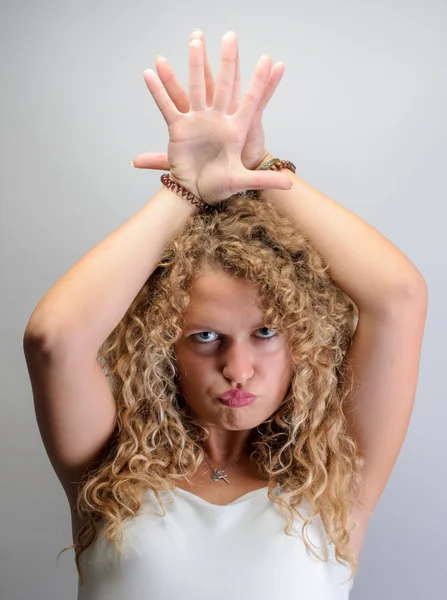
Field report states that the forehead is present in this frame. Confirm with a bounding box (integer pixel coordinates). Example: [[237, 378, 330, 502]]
[[186, 270, 264, 318]]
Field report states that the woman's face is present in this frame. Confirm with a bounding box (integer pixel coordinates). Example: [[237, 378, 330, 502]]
[[173, 268, 293, 436]]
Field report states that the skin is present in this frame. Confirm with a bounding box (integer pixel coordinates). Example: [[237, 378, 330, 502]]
[[174, 266, 293, 468]]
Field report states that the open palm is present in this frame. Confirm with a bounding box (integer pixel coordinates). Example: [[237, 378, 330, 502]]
[[132, 29, 286, 173]]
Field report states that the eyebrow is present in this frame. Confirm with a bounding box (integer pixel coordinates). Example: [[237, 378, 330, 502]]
[[185, 321, 267, 333]]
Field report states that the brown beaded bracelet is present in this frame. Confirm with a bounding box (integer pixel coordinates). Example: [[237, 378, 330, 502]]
[[160, 158, 296, 213], [258, 158, 296, 174]]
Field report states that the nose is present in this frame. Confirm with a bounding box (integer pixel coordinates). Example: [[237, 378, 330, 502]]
[[221, 341, 254, 385]]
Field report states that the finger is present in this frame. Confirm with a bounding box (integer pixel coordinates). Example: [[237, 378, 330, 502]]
[[143, 69, 181, 127], [213, 32, 238, 113], [245, 62, 284, 133], [155, 56, 190, 114], [236, 54, 272, 128], [189, 39, 206, 111], [131, 152, 170, 171], [190, 30, 215, 107], [255, 61, 286, 116], [228, 35, 241, 115], [229, 168, 293, 195]]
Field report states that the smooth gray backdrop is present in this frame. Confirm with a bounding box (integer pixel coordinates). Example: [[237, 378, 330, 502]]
[[1, 1, 445, 599]]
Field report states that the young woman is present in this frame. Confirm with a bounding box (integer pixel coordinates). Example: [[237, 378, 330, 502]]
[[23, 29, 428, 600]]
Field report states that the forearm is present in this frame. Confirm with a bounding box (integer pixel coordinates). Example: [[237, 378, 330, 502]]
[[261, 156, 425, 312], [24, 186, 197, 353]]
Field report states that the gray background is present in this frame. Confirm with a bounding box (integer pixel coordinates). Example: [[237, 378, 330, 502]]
[[1, 0, 445, 598]]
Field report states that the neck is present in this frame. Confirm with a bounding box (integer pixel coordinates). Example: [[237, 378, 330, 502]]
[[202, 432, 257, 467], [205, 451, 244, 466]]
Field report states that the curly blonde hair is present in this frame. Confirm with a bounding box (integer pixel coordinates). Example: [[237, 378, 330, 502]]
[[57, 189, 365, 586]]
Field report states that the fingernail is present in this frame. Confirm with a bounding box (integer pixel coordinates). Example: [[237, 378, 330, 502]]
[[131, 160, 135, 167], [224, 30, 236, 36], [193, 28, 202, 32]]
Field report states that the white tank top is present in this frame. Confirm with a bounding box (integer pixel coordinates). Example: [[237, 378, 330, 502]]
[[77, 485, 354, 599]]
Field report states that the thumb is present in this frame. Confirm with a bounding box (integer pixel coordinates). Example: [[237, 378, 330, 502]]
[[236, 169, 294, 193], [131, 152, 170, 171]]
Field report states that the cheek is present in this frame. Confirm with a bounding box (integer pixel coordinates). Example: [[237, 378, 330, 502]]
[[263, 348, 291, 371]]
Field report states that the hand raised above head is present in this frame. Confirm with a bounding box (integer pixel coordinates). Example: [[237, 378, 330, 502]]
[[135, 31, 291, 206]]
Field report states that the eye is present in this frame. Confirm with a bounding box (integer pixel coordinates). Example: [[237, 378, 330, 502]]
[[190, 328, 278, 344]]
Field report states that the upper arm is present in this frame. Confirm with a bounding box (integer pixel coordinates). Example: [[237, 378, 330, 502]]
[[342, 281, 428, 524], [23, 332, 117, 505]]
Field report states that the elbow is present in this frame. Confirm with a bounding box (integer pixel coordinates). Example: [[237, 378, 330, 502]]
[[402, 273, 428, 304], [23, 318, 67, 355], [392, 272, 428, 312]]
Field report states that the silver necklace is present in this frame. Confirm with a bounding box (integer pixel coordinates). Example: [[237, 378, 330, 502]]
[[204, 453, 241, 484]]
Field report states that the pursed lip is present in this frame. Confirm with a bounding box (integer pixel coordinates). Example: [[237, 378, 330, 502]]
[[218, 389, 256, 401]]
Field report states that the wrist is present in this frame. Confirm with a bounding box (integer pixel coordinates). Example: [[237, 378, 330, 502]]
[[257, 156, 296, 175], [253, 151, 275, 171], [160, 173, 208, 213], [159, 184, 199, 215]]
